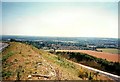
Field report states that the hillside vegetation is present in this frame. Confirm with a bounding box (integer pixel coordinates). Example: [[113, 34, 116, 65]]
[[55, 51, 120, 76], [1, 42, 112, 80]]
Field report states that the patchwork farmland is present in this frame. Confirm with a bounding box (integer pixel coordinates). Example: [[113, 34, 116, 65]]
[[56, 50, 119, 62]]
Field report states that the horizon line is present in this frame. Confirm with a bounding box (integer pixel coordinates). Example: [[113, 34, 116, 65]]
[[1, 34, 118, 39]]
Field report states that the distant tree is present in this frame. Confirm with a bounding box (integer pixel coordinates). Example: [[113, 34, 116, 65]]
[[10, 39, 16, 42]]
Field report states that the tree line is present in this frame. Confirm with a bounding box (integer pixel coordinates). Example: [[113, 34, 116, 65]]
[[55, 51, 120, 76]]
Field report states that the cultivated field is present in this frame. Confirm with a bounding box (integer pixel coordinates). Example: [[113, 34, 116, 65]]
[[57, 50, 119, 62], [97, 48, 119, 54]]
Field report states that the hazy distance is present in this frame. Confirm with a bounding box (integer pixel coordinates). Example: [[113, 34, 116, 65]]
[[2, 2, 118, 38]]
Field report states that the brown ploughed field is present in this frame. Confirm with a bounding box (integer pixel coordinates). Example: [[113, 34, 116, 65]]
[[57, 50, 119, 62]]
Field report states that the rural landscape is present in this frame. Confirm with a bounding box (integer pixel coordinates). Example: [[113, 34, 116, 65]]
[[0, 36, 120, 81], [1, 1, 120, 82]]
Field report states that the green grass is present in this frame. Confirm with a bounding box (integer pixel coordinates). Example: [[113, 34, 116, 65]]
[[2, 51, 14, 62], [2, 71, 12, 78], [56, 55, 75, 69], [97, 48, 119, 54]]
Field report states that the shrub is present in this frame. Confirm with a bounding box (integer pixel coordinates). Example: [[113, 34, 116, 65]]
[[16, 65, 22, 80], [78, 68, 89, 79], [2, 71, 12, 78], [88, 72, 94, 80]]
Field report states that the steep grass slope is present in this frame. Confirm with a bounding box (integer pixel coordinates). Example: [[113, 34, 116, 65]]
[[1, 42, 112, 80]]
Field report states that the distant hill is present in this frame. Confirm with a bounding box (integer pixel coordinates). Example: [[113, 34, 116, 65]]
[[1, 42, 112, 80]]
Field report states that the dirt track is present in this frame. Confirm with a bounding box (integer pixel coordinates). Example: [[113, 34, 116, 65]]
[[57, 50, 120, 62]]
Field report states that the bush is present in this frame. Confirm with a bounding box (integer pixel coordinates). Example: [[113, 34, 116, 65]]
[[88, 72, 94, 80], [2, 71, 12, 78], [16, 65, 23, 80]]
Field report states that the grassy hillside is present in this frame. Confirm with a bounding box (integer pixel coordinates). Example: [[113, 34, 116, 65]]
[[1, 42, 112, 80]]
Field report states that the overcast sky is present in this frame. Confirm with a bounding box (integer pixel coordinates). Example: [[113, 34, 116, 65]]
[[2, 2, 118, 38]]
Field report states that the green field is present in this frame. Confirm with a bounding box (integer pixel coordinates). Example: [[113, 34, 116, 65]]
[[97, 48, 119, 54]]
